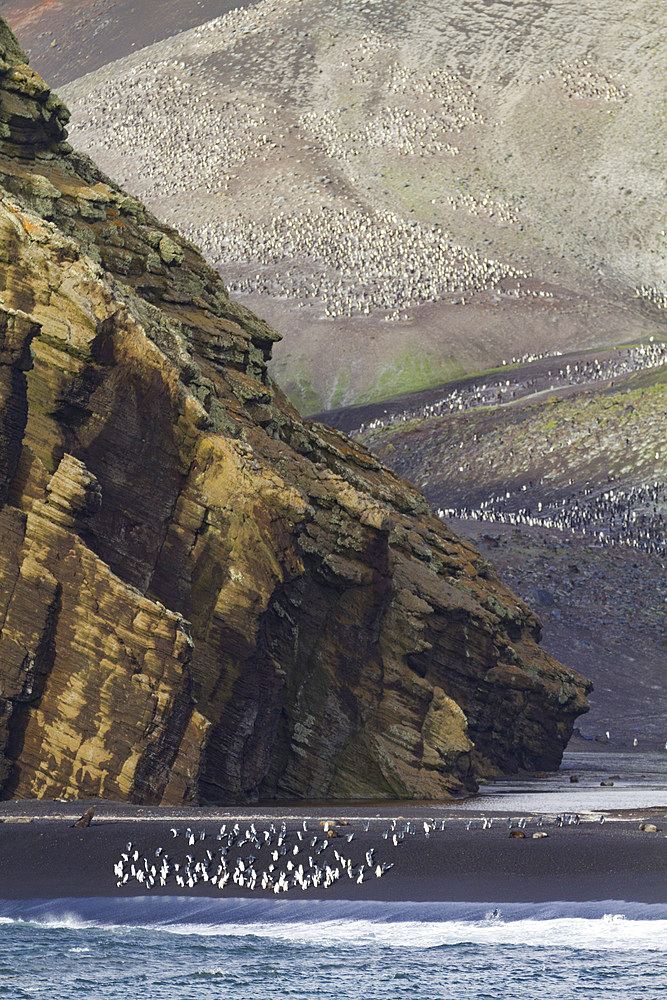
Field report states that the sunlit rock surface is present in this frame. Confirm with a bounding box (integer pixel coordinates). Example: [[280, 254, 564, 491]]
[[0, 18, 589, 804]]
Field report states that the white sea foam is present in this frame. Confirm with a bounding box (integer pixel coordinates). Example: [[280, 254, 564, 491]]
[[1, 898, 665, 952], [4, 914, 664, 951], [39, 912, 97, 931], [159, 915, 667, 950]]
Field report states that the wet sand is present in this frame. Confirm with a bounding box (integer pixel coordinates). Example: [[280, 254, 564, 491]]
[[1, 799, 665, 904]]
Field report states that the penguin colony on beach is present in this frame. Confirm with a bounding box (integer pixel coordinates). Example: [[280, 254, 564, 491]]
[[113, 820, 405, 894], [112, 813, 608, 892]]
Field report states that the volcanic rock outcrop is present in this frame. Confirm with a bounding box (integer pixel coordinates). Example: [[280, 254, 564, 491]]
[[0, 18, 590, 804]]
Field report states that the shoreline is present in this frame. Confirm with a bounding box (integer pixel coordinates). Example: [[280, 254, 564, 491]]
[[1, 800, 665, 905]]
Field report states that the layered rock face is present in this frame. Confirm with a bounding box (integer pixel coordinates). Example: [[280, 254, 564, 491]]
[[0, 18, 590, 804]]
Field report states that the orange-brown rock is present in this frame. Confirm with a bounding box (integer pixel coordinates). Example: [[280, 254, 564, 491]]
[[0, 18, 590, 804]]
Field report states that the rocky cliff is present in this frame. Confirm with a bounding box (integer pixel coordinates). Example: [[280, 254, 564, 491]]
[[0, 17, 590, 804]]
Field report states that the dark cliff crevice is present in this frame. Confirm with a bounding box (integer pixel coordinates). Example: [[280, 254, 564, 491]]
[[131, 650, 198, 806], [1, 581, 61, 799], [0, 307, 38, 505]]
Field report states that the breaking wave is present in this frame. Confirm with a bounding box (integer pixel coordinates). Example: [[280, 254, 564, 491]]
[[1, 897, 665, 951]]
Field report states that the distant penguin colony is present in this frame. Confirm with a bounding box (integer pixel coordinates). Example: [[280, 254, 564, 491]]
[[436, 478, 666, 559], [353, 343, 666, 559], [352, 344, 666, 436], [215, 205, 526, 322]]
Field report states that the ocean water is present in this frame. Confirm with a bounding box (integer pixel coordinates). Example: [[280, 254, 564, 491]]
[[1, 898, 665, 999]]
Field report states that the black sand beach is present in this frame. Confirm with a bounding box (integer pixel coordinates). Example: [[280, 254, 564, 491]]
[[1, 800, 665, 904]]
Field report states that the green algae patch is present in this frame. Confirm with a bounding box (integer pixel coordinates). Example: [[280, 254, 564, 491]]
[[363, 349, 468, 405]]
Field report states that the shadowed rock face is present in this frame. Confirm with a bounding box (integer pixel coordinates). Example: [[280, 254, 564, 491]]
[[0, 17, 590, 804]]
